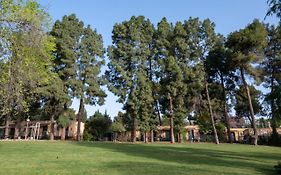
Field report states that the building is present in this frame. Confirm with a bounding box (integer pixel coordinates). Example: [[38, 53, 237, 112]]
[[0, 120, 84, 140], [229, 117, 246, 128], [156, 125, 200, 142]]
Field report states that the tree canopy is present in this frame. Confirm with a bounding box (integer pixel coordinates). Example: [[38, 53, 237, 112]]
[[0, 1, 280, 146]]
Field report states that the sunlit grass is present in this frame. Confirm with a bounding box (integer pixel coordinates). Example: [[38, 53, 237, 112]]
[[0, 141, 280, 175]]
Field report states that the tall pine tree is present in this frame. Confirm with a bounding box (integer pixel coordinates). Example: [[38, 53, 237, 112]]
[[106, 16, 154, 142], [226, 20, 267, 145], [51, 14, 106, 141], [206, 37, 236, 143], [261, 24, 281, 144]]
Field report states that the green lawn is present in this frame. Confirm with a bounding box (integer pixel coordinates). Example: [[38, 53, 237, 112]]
[[0, 141, 280, 175]]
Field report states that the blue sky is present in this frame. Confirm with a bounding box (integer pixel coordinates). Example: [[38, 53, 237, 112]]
[[38, 0, 278, 118]]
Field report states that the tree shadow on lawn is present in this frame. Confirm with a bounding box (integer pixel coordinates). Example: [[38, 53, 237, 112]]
[[73, 142, 280, 175], [103, 161, 227, 175]]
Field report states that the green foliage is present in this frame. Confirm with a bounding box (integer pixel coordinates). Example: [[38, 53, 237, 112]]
[[215, 122, 227, 142], [262, 24, 281, 142], [227, 19, 267, 54], [235, 85, 262, 119], [226, 20, 267, 79], [155, 19, 190, 135], [83, 130, 93, 141], [206, 37, 237, 91], [226, 20, 267, 145], [51, 14, 106, 140], [106, 16, 155, 141], [196, 110, 212, 134], [269, 132, 281, 146], [205, 38, 237, 139], [111, 122, 126, 133], [56, 14, 105, 100], [50, 13, 106, 107], [37, 75, 70, 121], [136, 71, 155, 132], [106, 16, 154, 103], [106, 16, 220, 143], [58, 108, 76, 128], [114, 112, 131, 131], [1, 1, 280, 146], [84, 111, 112, 141], [159, 55, 187, 131], [267, 0, 281, 19], [0, 0, 59, 122]]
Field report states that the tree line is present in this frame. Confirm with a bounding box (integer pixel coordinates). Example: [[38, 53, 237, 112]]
[[0, 0, 280, 145]]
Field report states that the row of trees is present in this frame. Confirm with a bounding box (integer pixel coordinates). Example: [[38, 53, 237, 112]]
[[106, 16, 279, 145], [107, 1, 281, 145], [0, 0, 280, 145], [0, 1, 105, 141]]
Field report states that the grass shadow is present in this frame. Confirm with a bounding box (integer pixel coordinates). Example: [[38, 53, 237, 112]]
[[73, 142, 281, 175]]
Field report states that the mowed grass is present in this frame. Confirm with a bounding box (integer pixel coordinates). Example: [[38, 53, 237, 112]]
[[0, 141, 280, 175]]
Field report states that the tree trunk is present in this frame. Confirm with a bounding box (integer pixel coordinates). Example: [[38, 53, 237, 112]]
[[156, 101, 162, 126], [61, 127, 66, 140], [170, 117, 175, 144], [14, 119, 21, 139], [178, 132, 183, 143], [240, 68, 258, 145], [77, 98, 84, 141], [5, 62, 13, 140], [150, 130, 154, 142], [270, 70, 278, 138], [113, 132, 117, 142], [224, 104, 232, 143], [169, 95, 175, 144], [205, 82, 220, 144], [144, 132, 148, 143], [220, 75, 232, 143], [4, 115, 10, 139], [189, 129, 193, 143], [131, 112, 137, 143], [49, 115, 55, 140], [149, 56, 162, 127]]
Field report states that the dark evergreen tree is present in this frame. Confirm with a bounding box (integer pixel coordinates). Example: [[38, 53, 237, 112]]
[[84, 111, 112, 141], [267, 0, 281, 19], [106, 16, 154, 142], [235, 85, 262, 123], [135, 71, 154, 143], [261, 24, 281, 144], [182, 18, 220, 144], [58, 108, 76, 140], [206, 37, 237, 143], [226, 19, 267, 145], [51, 14, 106, 141], [154, 18, 188, 143]]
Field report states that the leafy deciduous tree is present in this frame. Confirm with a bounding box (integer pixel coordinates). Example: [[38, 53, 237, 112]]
[[0, 0, 57, 138]]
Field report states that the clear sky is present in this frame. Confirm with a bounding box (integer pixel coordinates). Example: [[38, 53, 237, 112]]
[[38, 0, 278, 118]]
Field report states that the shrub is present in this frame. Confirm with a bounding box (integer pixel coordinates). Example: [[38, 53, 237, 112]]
[[268, 133, 281, 146], [83, 130, 93, 141]]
